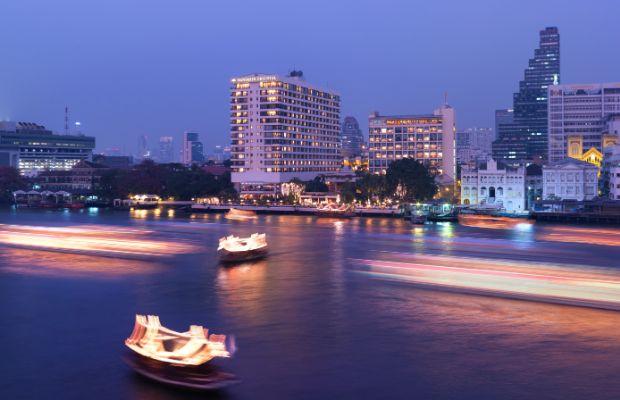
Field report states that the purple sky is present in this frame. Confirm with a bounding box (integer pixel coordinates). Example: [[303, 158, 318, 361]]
[[1, 0, 619, 157]]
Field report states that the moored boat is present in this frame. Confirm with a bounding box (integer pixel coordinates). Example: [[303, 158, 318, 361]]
[[218, 233, 268, 263], [124, 314, 237, 390]]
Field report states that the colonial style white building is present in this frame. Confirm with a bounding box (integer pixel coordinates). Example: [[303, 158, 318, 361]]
[[460, 159, 526, 213], [542, 158, 598, 201]]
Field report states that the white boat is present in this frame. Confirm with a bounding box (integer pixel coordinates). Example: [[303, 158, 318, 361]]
[[218, 233, 268, 263], [225, 208, 257, 220], [124, 315, 238, 389]]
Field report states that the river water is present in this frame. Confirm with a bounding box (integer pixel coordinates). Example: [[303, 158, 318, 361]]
[[1, 208, 620, 400]]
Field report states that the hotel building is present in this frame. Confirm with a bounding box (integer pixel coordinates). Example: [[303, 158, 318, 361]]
[[229, 72, 341, 194], [548, 82, 620, 163], [368, 104, 456, 181]]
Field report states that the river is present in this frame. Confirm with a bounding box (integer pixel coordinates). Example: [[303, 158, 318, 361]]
[[1, 208, 619, 399]]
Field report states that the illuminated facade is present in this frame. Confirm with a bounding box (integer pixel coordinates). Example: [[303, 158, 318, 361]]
[[368, 104, 456, 181], [341, 116, 364, 160], [461, 159, 526, 214], [229, 72, 341, 191], [493, 27, 560, 164], [542, 158, 598, 201], [0, 121, 95, 176], [181, 132, 204, 165], [548, 83, 620, 162]]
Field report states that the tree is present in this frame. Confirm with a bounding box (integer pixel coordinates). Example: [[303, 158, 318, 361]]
[[304, 176, 329, 192], [0, 167, 27, 203], [385, 159, 437, 202], [354, 172, 387, 204]]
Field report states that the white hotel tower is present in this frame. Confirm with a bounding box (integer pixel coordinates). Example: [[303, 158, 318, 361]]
[[229, 72, 341, 195]]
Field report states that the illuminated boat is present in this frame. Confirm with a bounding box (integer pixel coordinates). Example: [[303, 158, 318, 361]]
[[218, 233, 268, 263], [125, 315, 238, 390], [458, 213, 533, 229], [225, 208, 257, 220], [315, 203, 355, 218]]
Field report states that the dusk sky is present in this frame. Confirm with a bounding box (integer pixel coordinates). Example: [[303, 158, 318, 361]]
[[1, 0, 619, 156]]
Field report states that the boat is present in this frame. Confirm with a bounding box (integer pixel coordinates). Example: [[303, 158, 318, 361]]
[[225, 208, 257, 220], [458, 213, 533, 229], [315, 203, 355, 218], [410, 213, 427, 224], [124, 314, 237, 390], [218, 233, 268, 263]]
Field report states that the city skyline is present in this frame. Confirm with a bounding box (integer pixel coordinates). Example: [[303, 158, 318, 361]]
[[1, 1, 619, 152]]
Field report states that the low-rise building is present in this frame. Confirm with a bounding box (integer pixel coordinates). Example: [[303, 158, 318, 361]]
[[542, 158, 598, 201], [610, 167, 620, 200], [460, 159, 526, 214], [37, 160, 108, 194]]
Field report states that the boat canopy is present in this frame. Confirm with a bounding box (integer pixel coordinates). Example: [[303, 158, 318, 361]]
[[218, 233, 267, 252], [125, 314, 231, 366]]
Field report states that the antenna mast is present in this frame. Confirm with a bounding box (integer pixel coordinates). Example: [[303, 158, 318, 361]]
[[64, 106, 69, 135]]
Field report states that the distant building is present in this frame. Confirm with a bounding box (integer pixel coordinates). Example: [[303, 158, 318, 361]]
[[525, 163, 543, 209], [460, 158, 526, 214], [341, 116, 364, 160], [493, 27, 560, 165], [92, 154, 134, 169], [456, 127, 494, 166], [37, 160, 108, 194], [0, 121, 95, 176], [229, 72, 341, 195], [548, 83, 620, 162], [542, 158, 598, 201], [494, 109, 514, 136], [138, 134, 151, 160], [181, 132, 204, 165], [368, 104, 456, 181], [158, 136, 174, 163], [610, 167, 620, 200]]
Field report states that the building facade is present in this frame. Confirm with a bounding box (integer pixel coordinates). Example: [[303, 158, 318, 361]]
[[460, 159, 526, 214], [181, 132, 204, 165], [229, 71, 341, 192], [456, 127, 494, 166], [610, 167, 620, 200], [341, 116, 364, 160], [548, 83, 620, 162], [158, 136, 174, 163], [368, 104, 456, 181], [37, 160, 108, 193], [542, 158, 598, 201], [0, 121, 95, 176], [493, 27, 560, 165]]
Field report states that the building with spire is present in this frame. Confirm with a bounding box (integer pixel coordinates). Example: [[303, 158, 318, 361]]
[[493, 27, 560, 165]]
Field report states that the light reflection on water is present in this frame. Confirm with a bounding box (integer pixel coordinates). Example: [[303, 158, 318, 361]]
[[1, 210, 620, 399]]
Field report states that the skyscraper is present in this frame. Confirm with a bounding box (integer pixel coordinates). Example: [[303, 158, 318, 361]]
[[158, 136, 174, 163], [138, 134, 151, 160], [181, 132, 204, 165], [493, 27, 560, 165], [229, 71, 341, 195], [341, 116, 364, 160]]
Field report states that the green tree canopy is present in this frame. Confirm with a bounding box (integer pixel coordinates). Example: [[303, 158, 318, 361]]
[[0, 167, 27, 203], [385, 158, 437, 202]]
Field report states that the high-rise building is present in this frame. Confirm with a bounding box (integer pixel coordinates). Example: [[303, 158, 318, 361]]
[[138, 134, 151, 160], [456, 127, 494, 166], [493, 27, 560, 165], [0, 121, 95, 176], [181, 132, 204, 165], [548, 83, 620, 162], [494, 109, 514, 135], [341, 116, 364, 160], [368, 104, 456, 181], [229, 71, 341, 194], [158, 136, 174, 163]]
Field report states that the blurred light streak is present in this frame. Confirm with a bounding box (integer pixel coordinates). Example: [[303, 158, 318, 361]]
[[351, 254, 620, 311], [539, 226, 620, 247]]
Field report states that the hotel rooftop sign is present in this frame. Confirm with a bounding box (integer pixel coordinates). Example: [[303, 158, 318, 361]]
[[231, 75, 277, 83]]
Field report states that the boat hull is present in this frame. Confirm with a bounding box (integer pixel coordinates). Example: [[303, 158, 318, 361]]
[[124, 354, 239, 391], [218, 246, 268, 263], [315, 211, 354, 218]]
